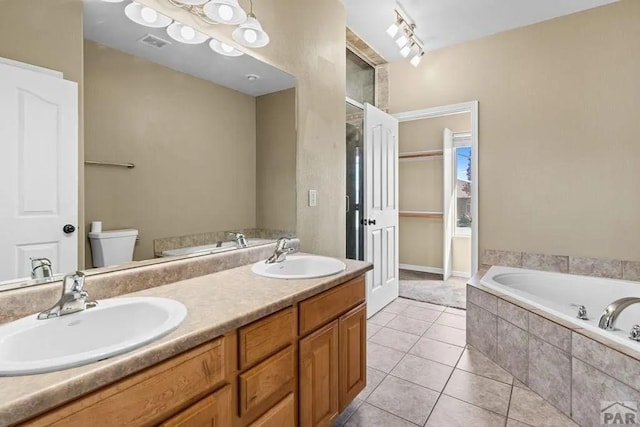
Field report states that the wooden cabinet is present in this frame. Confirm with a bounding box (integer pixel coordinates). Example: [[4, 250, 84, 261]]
[[299, 321, 339, 427], [22, 274, 367, 427], [160, 385, 232, 427], [249, 394, 295, 427], [299, 276, 367, 427], [299, 276, 365, 335], [24, 337, 232, 427], [239, 346, 295, 417], [239, 307, 295, 370], [339, 304, 366, 411]]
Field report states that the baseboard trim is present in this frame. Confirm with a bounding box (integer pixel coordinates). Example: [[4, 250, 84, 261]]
[[400, 264, 471, 279], [399, 264, 443, 274], [452, 271, 472, 279]]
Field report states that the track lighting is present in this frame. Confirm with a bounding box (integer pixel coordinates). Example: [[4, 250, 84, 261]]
[[395, 33, 408, 49], [386, 14, 401, 38], [410, 51, 424, 67], [386, 8, 425, 67], [400, 43, 415, 58]]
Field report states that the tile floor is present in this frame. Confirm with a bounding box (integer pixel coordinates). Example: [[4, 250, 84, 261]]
[[332, 297, 578, 427]]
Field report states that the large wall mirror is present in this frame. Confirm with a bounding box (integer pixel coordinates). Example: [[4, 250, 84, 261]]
[[0, 0, 297, 289]]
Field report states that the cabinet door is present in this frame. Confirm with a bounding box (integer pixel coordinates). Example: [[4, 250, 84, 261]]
[[299, 321, 339, 427], [339, 304, 367, 411], [249, 393, 295, 427], [160, 385, 232, 427]]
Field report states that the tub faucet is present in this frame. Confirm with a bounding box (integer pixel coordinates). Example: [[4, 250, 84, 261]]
[[266, 237, 295, 264], [37, 272, 98, 320], [228, 232, 248, 248], [598, 297, 640, 330], [31, 257, 54, 281]]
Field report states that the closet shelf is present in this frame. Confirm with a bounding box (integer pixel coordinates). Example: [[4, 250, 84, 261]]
[[399, 211, 444, 219], [399, 150, 443, 160]]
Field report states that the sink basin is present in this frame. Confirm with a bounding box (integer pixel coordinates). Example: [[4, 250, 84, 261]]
[[0, 297, 187, 376], [252, 255, 346, 279]]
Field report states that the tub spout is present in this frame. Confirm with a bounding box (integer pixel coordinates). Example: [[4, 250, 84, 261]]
[[598, 297, 640, 330]]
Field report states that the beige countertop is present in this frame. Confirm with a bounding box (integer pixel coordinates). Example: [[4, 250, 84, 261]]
[[0, 257, 372, 426]]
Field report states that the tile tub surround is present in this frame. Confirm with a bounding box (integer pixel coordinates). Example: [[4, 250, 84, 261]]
[[0, 258, 373, 426], [0, 240, 302, 324], [482, 248, 640, 280], [467, 279, 640, 425]]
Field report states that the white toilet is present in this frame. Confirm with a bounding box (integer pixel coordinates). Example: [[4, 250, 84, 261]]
[[88, 229, 138, 268]]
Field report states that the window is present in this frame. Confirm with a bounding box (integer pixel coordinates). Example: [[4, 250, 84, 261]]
[[455, 146, 472, 236], [346, 49, 375, 106]]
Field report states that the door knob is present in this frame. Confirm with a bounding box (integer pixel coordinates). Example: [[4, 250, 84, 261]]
[[368, 219, 376, 225], [63, 224, 76, 234]]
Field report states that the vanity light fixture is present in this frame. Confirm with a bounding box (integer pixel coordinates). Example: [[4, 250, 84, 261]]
[[232, 0, 269, 48], [171, 0, 209, 4], [386, 8, 425, 67], [124, 2, 173, 28], [203, 0, 247, 25], [164, 0, 269, 48], [166, 22, 208, 44], [209, 38, 244, 56]]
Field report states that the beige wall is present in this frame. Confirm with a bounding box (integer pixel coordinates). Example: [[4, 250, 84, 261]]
[[0, 0, 85, 267], [256, 88, 297, 232], [399, 114, 470, 272], [138, 0, 347, 257], [390, 0, 640, 262], [84, 41, 256, 263]]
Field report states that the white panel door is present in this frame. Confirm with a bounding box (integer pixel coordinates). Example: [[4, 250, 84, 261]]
[[0, 61, 78, 282], [363, 104, 399, 317], [443, 128, 454, 280]]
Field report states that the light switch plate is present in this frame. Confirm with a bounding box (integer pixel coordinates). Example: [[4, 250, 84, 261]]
[[309, 190, 317, 207]]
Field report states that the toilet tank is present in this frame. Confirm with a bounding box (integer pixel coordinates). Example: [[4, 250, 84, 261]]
[[88, 229, 138, 268]]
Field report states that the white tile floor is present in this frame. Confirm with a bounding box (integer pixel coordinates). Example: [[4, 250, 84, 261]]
[[332, 297, 578, 427]]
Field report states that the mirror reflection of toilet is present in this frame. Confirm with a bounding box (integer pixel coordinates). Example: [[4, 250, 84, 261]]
[[88, 229, 138, 268]]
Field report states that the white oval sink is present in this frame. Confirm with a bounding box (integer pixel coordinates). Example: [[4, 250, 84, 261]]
[[0, 297, 187, 376], [252, 255, 346, 279]]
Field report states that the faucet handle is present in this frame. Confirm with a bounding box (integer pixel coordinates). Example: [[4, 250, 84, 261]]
[[570, 304, 589, 320], [62, 271, 86, 294], [630, 324, 640, 341]]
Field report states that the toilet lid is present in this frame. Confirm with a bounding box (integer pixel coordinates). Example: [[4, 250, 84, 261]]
[[88, 229, 138, 239]]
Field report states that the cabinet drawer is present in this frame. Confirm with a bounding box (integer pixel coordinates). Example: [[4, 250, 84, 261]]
[[248, 393, 295, 427], [160, 385, 232, 427], [26, 337, 229, 427], [299, 275, 365, 335], [239, 307, 295, 370], [239, 346, 295, 417]]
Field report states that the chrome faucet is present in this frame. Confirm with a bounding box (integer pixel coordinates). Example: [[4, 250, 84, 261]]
[[228, 232, 248, 248], [598, 297, 640, 330], [265, 237, 295, 264], [31, 257, 54, 281], [37, 272, 98, 320], [570, 304, 589, 320]]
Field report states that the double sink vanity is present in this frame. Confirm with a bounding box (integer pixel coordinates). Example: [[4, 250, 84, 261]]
[[0, 249, 372, 426]]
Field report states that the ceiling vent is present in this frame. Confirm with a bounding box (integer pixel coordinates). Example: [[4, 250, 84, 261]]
[[138, 34, 171, 49]]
